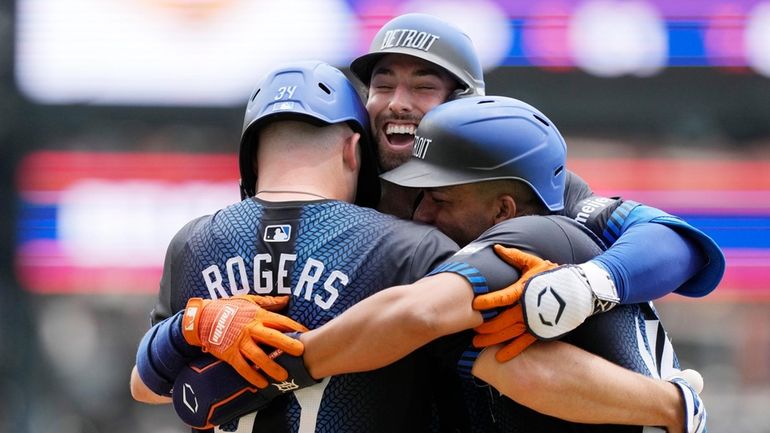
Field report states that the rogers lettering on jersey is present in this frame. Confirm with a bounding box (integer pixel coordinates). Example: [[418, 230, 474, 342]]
[[201, 253, 347, 310], [209, 305, 238, 346], [381, 29, 440, 52]]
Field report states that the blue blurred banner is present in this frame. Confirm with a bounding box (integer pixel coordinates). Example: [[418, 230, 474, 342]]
[[13, 151, 770, 299]]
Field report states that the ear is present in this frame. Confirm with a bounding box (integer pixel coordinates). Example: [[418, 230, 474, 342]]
[[342, 132, 361, 174], [493, 194, 517, 224]]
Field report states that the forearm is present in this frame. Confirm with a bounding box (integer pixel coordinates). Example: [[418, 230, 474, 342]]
[[472, 341, 679, 427], [594, 223, 705, 303], [130, 366, 171, 404], [302, 273, 481, 379]]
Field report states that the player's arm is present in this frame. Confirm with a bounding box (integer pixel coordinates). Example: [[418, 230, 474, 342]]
[[474, 174, 725, 345], [565, 171, 724, 301], [130, 220, 200, 404], [471, 341, 698, 433], [562, 171, 723, 299], [130, 366, 171, 404], [301, 272, 482, 379], [130, 217, 302, 404], [591, 202, 724, 301], [300, 276, 700, 431]]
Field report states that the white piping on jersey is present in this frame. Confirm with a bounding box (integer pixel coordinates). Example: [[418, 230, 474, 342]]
[[635, 302, 678, 380]]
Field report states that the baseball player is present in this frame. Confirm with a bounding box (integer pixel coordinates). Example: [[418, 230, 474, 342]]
[[147, 97, 705, 432], [370, 96, 705, 433], [133, 13, 722, 433], [132, 60, 461, 432], [132, 65, 704, 431], [351, 13, 724, 348]]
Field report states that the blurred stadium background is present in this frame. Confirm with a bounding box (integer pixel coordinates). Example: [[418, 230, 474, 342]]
[[1, 0, 769, 432]]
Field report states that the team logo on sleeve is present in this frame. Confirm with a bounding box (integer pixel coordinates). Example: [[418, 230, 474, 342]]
[[264, 225, 292, 242]]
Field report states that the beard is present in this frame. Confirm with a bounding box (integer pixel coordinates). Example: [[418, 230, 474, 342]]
[[373, 113, 421, 171], [378, 143, 413, 172]]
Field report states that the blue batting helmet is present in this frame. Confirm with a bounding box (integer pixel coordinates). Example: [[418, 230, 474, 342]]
[[381, 96, 567, 211], [350, 13, 485, 97], [239, 60, 380, 208]]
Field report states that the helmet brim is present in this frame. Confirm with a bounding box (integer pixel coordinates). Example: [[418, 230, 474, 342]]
[[382, 157, 489, 188]]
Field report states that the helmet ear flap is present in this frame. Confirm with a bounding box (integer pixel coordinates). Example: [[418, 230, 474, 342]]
[[238, 127, 258, 200]]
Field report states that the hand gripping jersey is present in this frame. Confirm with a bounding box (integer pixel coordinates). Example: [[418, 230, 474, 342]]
[[428, 215, 685, 433], [151, 197, 458, 433]]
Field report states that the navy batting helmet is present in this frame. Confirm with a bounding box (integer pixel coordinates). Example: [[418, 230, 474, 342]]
[[350, 13, 485, 97], [239, 60, 380, 208], [381, 96, 567, 211]]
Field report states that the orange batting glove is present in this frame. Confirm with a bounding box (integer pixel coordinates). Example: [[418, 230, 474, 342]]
[[181, 295, 308, 388], [471, 245, 559, 311], [473, 304, 538, 361], [470, 246, 559, 362]]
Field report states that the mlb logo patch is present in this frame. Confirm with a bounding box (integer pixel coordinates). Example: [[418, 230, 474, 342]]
[[264, 224, 292, 242], [273, 101, 295, 111]]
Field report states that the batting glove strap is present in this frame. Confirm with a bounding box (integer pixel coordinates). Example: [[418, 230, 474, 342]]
[[580, 261, 620, 314], [521, 261, 619, 340], [181, 297, 208, 347], [669, 377, 707, 433]]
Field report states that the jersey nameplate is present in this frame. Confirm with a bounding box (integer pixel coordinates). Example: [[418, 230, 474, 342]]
[[201, 253, 348, 311]]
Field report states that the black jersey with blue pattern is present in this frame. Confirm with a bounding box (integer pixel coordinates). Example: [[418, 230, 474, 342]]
[[151, 197, 458, 433], [428, 215, 681, 433], [560, 170, 623, 248]]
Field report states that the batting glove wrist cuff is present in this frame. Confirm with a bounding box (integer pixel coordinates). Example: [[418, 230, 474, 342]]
[[181, 297, 207, 347], [521, 262, 619, 340], [581, 261, 620, 314], [668, 373, 707, 433]]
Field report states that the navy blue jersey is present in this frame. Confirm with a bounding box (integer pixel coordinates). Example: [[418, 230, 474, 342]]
[[429, 215, 681, 433], [151, 197, 459, 433]]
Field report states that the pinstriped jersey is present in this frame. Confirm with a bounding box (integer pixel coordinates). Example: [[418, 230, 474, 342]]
[[151, 197, 459, 433]]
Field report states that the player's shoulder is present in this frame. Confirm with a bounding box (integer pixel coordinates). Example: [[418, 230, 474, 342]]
[[334, 200, 451, 236], [349, 207, 460, 272], [563, 170, 592, 200], [562, 170, 622, 220], [168, 214, 215, 248], [485, 214, 588, 238], [366, 210, 459, 254], [477, 214, 605, 261]]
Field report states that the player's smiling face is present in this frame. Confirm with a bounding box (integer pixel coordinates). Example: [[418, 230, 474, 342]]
[[413, 184, 498, 247], [366, 54, 458, 171]]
